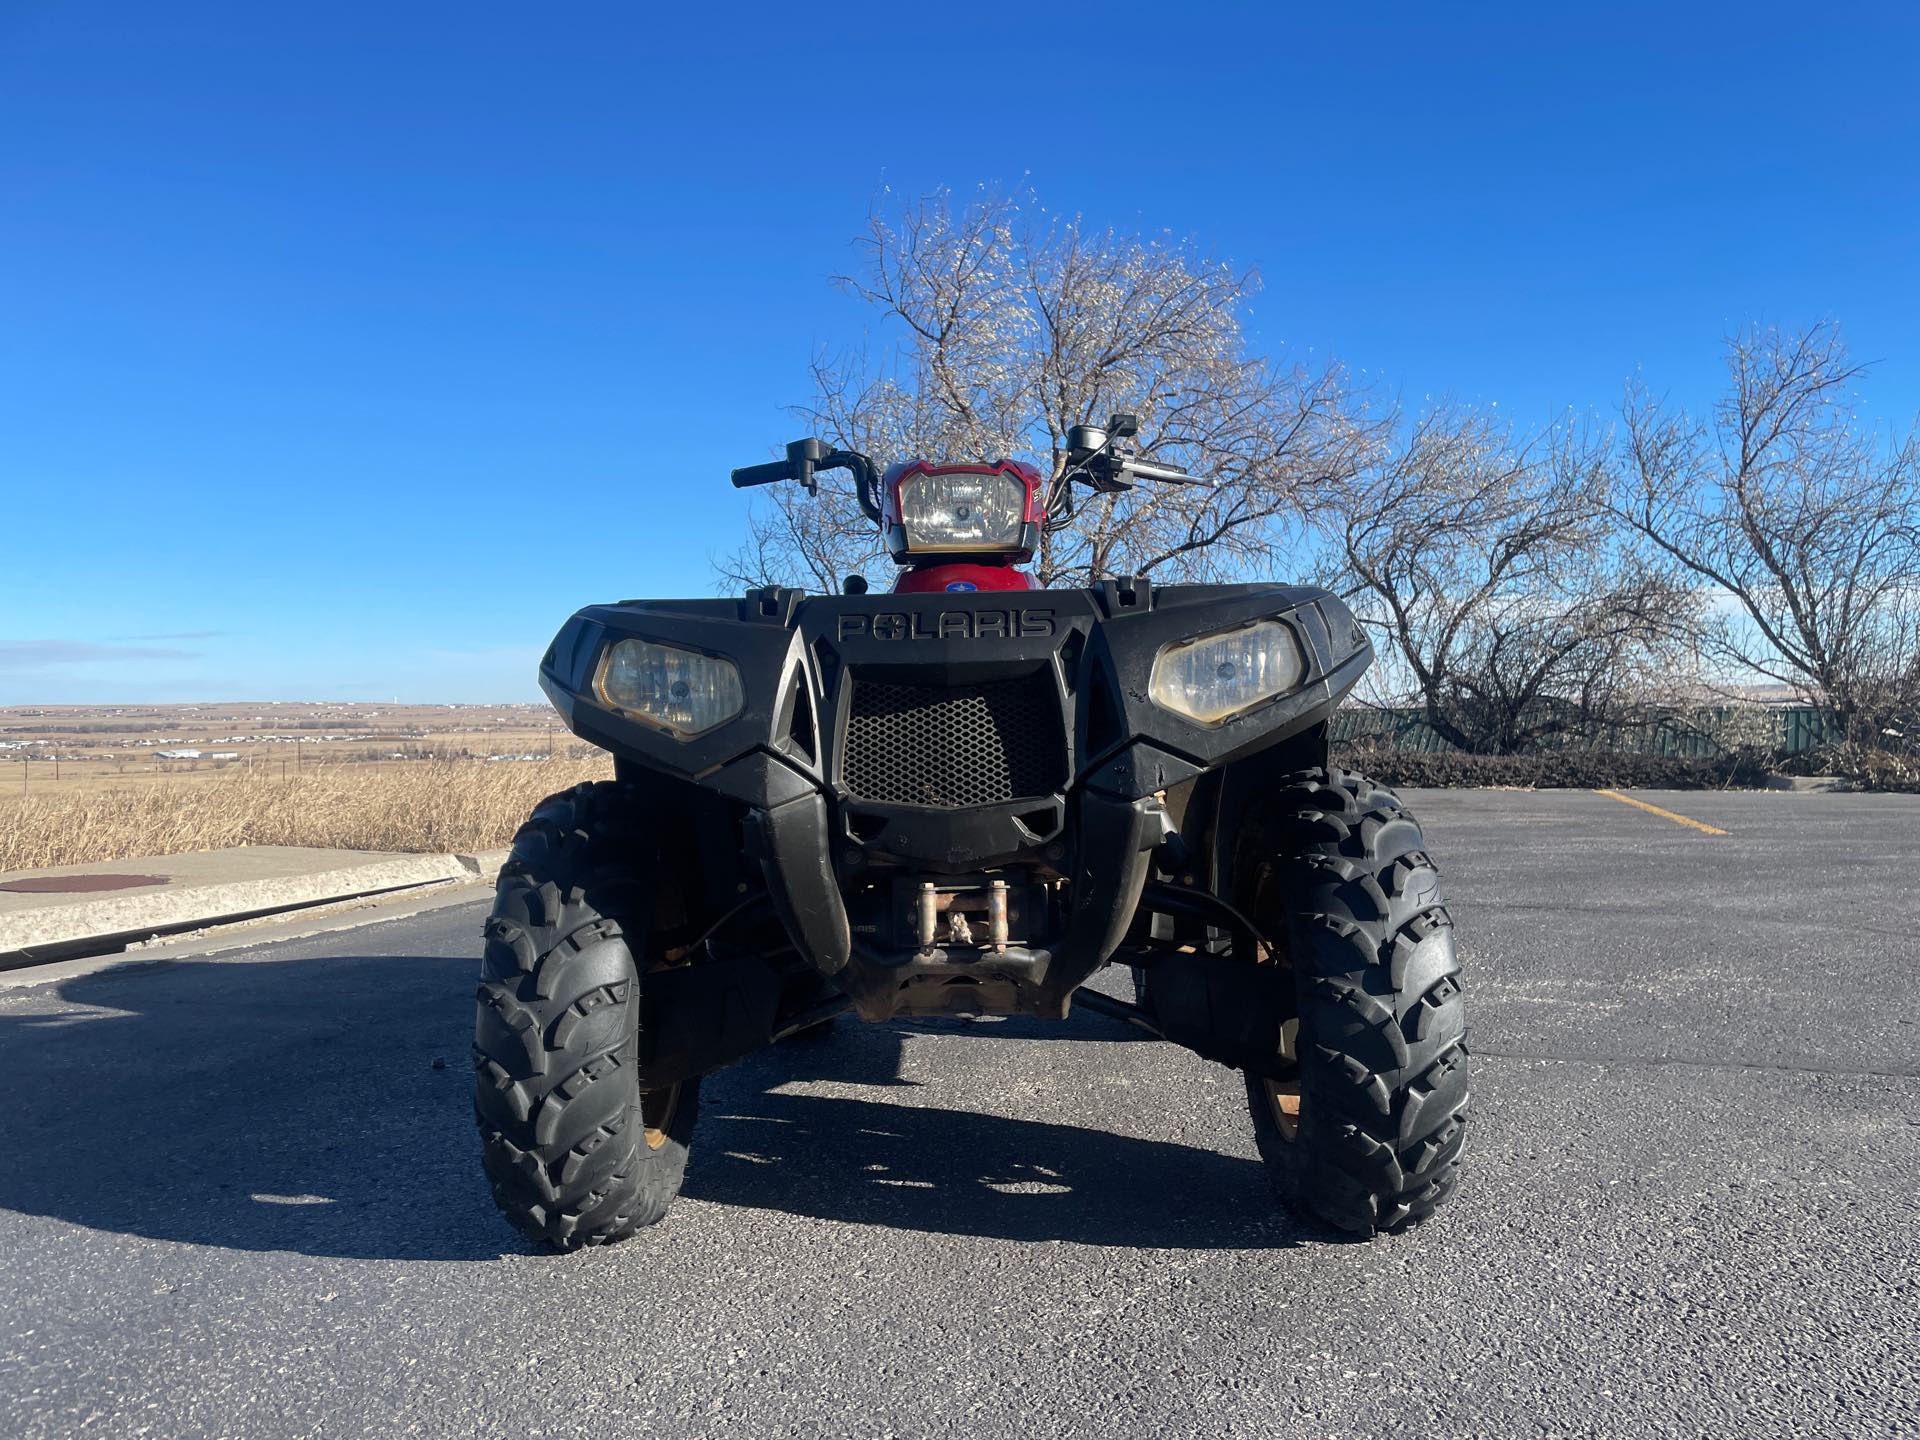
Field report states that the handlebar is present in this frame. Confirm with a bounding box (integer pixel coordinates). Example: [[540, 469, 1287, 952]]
[[1060, 414, 1212, 498], [733, 420, 1206, 535], [728, 439, 884, 522], [730, 459, 794, 488]]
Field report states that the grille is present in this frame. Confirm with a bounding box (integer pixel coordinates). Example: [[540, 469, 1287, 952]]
[[842, 671, 1066, 807]]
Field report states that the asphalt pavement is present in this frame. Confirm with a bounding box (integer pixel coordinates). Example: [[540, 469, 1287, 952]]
[[1, 788, 1915, 1439]]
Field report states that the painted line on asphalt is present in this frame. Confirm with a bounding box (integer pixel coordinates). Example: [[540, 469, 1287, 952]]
[[1593, 789, 1730, 836]]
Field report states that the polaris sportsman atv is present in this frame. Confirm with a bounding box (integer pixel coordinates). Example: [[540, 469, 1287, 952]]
[[474, 417, 1468, 1249]]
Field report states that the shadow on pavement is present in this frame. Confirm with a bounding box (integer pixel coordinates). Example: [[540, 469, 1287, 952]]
[[0, 953, 523, 1262], [703, 1011, 1307, 1249], [687, 1088, 1300, 1249], [0, 951, 1302, 1260]]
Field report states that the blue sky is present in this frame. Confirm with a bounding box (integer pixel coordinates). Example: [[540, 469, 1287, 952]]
[[3, 2, 1916, 703]]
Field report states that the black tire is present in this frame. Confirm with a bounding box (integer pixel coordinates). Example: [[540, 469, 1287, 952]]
[[1239, 767, 1468, 1235], [473, 781, 698, 1250]]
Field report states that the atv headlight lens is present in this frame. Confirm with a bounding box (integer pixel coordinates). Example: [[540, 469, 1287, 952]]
[[1149, 620, 1305, 725], [897, 470, 1027, 552], [597, 639, 744, 737]]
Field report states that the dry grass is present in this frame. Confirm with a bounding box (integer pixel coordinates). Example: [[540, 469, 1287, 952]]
[[0, 759, 614, 872]]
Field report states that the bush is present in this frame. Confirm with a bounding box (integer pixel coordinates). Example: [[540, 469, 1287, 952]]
[[1776, 743, 1920, 792], [1850, 750, 1920, 792], [1334, 744, 1773, 791]]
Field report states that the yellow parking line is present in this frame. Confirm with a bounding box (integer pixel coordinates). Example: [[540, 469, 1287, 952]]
[[1593, 789, 1729, 836]]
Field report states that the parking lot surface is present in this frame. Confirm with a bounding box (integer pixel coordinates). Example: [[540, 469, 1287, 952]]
[[1, 788, 1915, 1438]]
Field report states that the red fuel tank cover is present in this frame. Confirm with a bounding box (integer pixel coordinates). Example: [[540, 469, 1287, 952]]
[[893, 563, 1036, 594]]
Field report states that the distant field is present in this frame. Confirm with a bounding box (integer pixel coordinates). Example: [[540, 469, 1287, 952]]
[[0, 701, 590, 800], [0, 758, 614, 871], [0, 704, 617, 870]]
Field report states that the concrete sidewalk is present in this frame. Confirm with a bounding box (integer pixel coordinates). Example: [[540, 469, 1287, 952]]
[[0, 846, 508, 965]]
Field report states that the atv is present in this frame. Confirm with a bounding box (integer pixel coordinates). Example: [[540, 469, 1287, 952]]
[[474, 417, 1468, 1249]]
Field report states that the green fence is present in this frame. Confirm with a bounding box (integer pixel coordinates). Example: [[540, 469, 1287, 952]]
[[1330, 703, 1844, 757]]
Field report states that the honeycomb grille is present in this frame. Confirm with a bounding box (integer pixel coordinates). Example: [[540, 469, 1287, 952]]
[[842, 671, 1066, 807]]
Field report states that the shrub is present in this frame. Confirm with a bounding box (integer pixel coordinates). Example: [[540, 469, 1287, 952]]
[[1334, 744, 1773, 791], [1776, 743, 1920, 792]]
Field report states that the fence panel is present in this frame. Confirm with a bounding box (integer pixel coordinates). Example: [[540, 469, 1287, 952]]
[[1333, 703, 1840, 756]]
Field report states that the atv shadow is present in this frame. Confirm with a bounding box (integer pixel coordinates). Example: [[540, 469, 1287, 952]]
[[0, 949, 1304, 1260], [687, 1010, 1309, 1250]]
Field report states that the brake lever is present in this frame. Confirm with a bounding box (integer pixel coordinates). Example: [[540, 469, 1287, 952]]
[[1124, 457, 1216, 488]]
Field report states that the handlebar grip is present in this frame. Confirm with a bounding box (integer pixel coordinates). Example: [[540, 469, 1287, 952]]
[[731, 460, 794, 488]]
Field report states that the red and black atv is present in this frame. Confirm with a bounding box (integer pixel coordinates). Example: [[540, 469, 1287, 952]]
[[474, 417, 1467, 1249]]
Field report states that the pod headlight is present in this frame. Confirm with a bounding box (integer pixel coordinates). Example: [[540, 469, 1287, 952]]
[[896, 469, 1029, 552], [597, 638, 743, 737], [1148, 619, 1305, 725]]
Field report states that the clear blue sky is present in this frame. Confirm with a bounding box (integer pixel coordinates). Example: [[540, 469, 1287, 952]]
[[3, 2, 1916, 703]]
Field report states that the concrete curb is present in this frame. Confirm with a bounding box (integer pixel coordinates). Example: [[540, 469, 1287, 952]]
[[0, 881, 494, 990], [453, 847, 513, 881], [0, 852, 477, 965], [1764, 774, 1853, 793]]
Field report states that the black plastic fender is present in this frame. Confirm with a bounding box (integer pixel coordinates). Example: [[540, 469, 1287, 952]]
[[741, 793, 850, 976]]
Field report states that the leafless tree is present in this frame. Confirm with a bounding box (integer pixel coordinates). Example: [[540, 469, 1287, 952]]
[[1323, 406, 1695, 753], [1611, 322, 1920, 745], [719, 187, 1377, 591]]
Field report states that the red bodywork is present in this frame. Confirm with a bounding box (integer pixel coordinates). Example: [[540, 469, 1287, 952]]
[[894, 561, 1035, 593]]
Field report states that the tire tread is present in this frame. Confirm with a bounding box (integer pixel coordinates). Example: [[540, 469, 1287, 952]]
[[473, 781, 697, 1251], [1242, 766, 1469, 1235]]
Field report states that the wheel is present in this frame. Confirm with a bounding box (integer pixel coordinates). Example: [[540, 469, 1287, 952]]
[[473, 781, 699, 1250], [1237, 767, 1468, 1234]]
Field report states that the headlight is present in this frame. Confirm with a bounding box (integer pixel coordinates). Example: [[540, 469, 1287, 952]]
[[1148, 620, 1305, 725], [596, 638, 744, 737], [897, 470, 1028, 552]]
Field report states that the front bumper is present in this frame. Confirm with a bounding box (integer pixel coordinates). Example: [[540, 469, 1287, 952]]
[[541, 579, 1370, 1017]]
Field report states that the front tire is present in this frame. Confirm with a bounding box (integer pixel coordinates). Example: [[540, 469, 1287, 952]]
[[1239, 768, 1468, 1234], [473, 781, 698, 1250]]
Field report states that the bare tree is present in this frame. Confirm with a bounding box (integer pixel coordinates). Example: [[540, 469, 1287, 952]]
[[720, 187, 1375, 591], [1323, 406, 1694, 753], [1611, 322, 1920, 745]]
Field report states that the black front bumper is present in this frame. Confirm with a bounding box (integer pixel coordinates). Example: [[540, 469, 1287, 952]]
[[540, 578, 1370, 1018]]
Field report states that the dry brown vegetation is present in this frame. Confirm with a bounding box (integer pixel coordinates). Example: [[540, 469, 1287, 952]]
[[1, 701, 584, 799], [0, 759, 612, 872]]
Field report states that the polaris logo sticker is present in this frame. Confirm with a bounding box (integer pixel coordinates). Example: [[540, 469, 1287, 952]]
[[836, 609, 1057, 642]]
